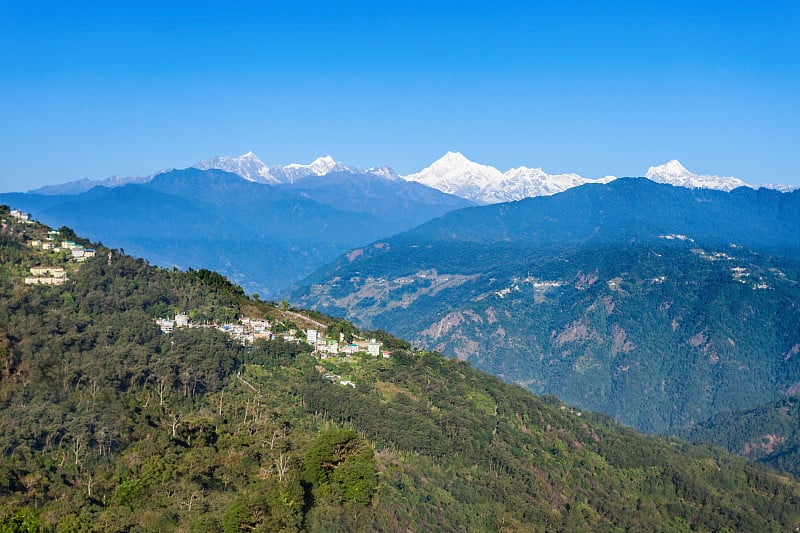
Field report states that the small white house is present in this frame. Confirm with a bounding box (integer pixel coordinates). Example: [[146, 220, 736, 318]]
[[156, 318, 175, 334], [367, 339, 382, 357]]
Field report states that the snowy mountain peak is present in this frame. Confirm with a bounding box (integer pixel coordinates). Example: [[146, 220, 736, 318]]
[[194, 152, 276, 184], [273, 156, 361, 182], [367, 164, 402, 180], [440, 151, 470, 163], [194, 153, 363, 184], [646, 160, 692, 181], [404, 152, 504, 202], [405, 153, 612, 204], [646, 160, 750, 192]]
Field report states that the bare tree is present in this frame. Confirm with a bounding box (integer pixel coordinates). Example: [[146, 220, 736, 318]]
[[85, 475, 96, 497], [275, 453, 290, 482], [180, 490, 205, 511], [170, 413, 180, 438], [72, 434, 84, 465], [158, 376, 169, 406]]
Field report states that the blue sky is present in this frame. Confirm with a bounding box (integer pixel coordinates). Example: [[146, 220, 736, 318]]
[[1, 1, 798, 191]]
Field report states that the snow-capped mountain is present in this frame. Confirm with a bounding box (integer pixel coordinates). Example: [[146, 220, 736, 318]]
[[27, 150, 785, 201], [271, 155, 357, 183], [194, 151, 276, 184], [645, 160, 750, 192], [366, 164, 402, 181], [403, 151, 503, 202], [193, 151, 394, 184], [403, 151, 614, 204]]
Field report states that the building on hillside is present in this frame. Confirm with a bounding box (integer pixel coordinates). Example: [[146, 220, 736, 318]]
[[84, 248, 96, 258], [340, 343, 359, 355], [156, 318, 175, 334], [367, 339, 382, 357], [24, 276, 67, 285], [175, 314, 190, 327], [306, 329, 318, 344], [30, 267, 66, 277], [29, 240, 43, 248], [10, 210, 30, 221]]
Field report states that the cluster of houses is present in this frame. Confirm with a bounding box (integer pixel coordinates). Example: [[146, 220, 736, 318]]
[[22, 229, 100, 286], [155, 313, 385, 358], [307, 328, 384, 358], [24, 266, 68, 286], [156, 314, 302, 345], [9, 209, 33, 223], [28, 231, 96, 262]]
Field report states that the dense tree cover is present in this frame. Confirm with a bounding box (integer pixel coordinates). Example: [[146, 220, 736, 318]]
[[685, 395, 800, 479], [295, 235, 800, 434], [2, 216, 800, 531]]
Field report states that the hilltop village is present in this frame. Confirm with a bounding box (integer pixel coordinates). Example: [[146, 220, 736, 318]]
[[3, 209, 98, 286], [155, 312, 385, 359]]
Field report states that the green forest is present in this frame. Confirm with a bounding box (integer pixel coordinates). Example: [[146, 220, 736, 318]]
[[3, 207, 800, 531], [684, 395, 800, 479], [295, 234, 800, 435]]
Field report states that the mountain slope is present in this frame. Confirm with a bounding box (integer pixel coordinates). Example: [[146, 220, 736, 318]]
[[1, 168, 470, 296], [293, 179, 800, 433], [684, 395, 800, 479], [3, 208, 800, 531]]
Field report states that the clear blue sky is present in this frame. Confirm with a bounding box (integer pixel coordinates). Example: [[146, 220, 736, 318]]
[[1, 1, 798, 191]]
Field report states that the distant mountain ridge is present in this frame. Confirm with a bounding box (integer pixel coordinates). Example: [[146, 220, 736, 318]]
[[30, 173, 156, 195], [3, 166, 472, 296], [194, 151, 401, 184], [26, 151, 792, 203]]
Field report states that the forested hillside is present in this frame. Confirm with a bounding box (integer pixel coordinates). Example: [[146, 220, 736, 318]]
[[3, 206, 800, 532], [293, 179, 800, 434], [685, 395, 800, 479]]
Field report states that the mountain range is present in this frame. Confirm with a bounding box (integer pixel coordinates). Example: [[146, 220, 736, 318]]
[[3, 166, 471, 296], [292, 178, 800, 434], [28, 150, 787, 204]]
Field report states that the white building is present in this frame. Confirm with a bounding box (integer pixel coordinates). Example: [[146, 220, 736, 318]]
[[24, 277, 67, 286], [175, 314, 190, 327], [306, 329, 318, 344], [156, 318, 175, 333], [367, 339, 382, 357]]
